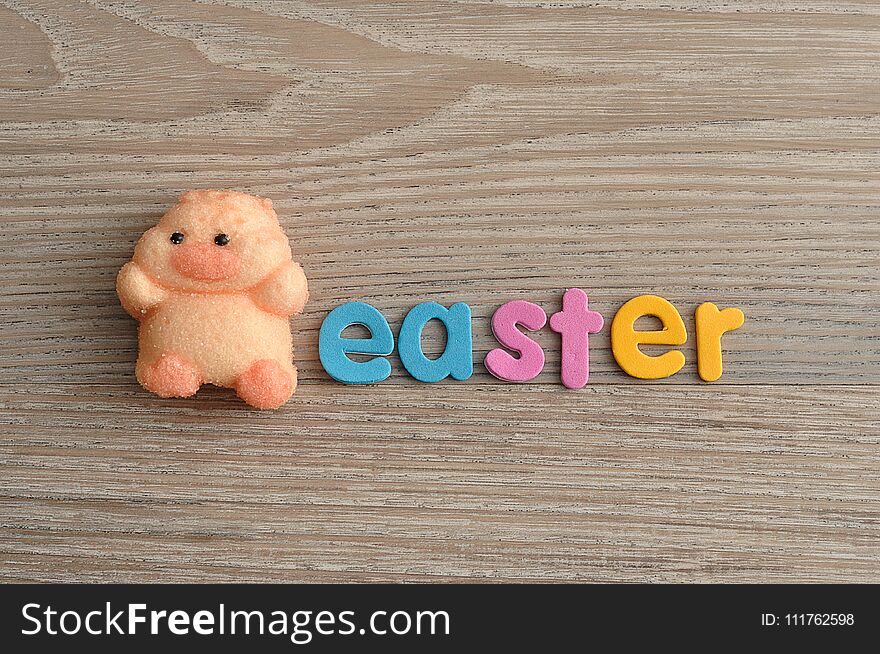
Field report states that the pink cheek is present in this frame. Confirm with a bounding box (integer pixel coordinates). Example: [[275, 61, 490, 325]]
[[170, 243, 241, 281]]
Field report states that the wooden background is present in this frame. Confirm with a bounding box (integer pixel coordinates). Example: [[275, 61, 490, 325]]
[[1, 0, 878, 583]]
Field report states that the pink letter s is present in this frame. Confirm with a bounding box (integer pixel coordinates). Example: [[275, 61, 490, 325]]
[[485, 300, 547, 382]]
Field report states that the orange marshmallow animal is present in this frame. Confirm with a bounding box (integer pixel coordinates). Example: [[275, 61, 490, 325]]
[[117, 190, 309, 409]]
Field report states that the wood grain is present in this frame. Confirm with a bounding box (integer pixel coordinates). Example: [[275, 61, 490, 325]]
[[1, 0, 878, 582]]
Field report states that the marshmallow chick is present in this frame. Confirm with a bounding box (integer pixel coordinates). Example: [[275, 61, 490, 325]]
[[117, 190, 309, 409]]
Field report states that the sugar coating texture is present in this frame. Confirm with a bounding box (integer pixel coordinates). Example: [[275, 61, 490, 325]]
[[117, 190, 309, 409]]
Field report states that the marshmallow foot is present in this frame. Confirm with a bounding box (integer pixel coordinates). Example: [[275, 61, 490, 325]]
[[236, 359, 296, 409], [138, 353, 202, 398]]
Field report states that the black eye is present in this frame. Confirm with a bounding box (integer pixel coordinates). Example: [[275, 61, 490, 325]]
[[170, 232, 184, 245], [214, 233, 230, 246]]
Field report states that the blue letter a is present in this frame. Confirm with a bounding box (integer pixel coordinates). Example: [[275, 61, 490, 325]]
[[398, 302, 473, 383]]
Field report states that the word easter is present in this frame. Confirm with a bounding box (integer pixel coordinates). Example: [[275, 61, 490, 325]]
[[319, 289, 744, 386]]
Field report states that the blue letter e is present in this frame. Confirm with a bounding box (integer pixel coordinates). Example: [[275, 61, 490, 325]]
[[398, 302, 473, 383], [319, 302, 394, 384]]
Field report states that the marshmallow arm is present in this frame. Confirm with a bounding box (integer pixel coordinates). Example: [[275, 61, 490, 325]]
[[251, 260, 309, 317], [117, 261, 167, 319]]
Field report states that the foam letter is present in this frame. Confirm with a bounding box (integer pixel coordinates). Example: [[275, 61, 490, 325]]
[[398, 302, 473, 382], [611, 295, 686, 379], [485, 300, 547, 382], [319, 302, 394, 384], [549, 288, 604, 389], [695, 302, 744, 382]]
